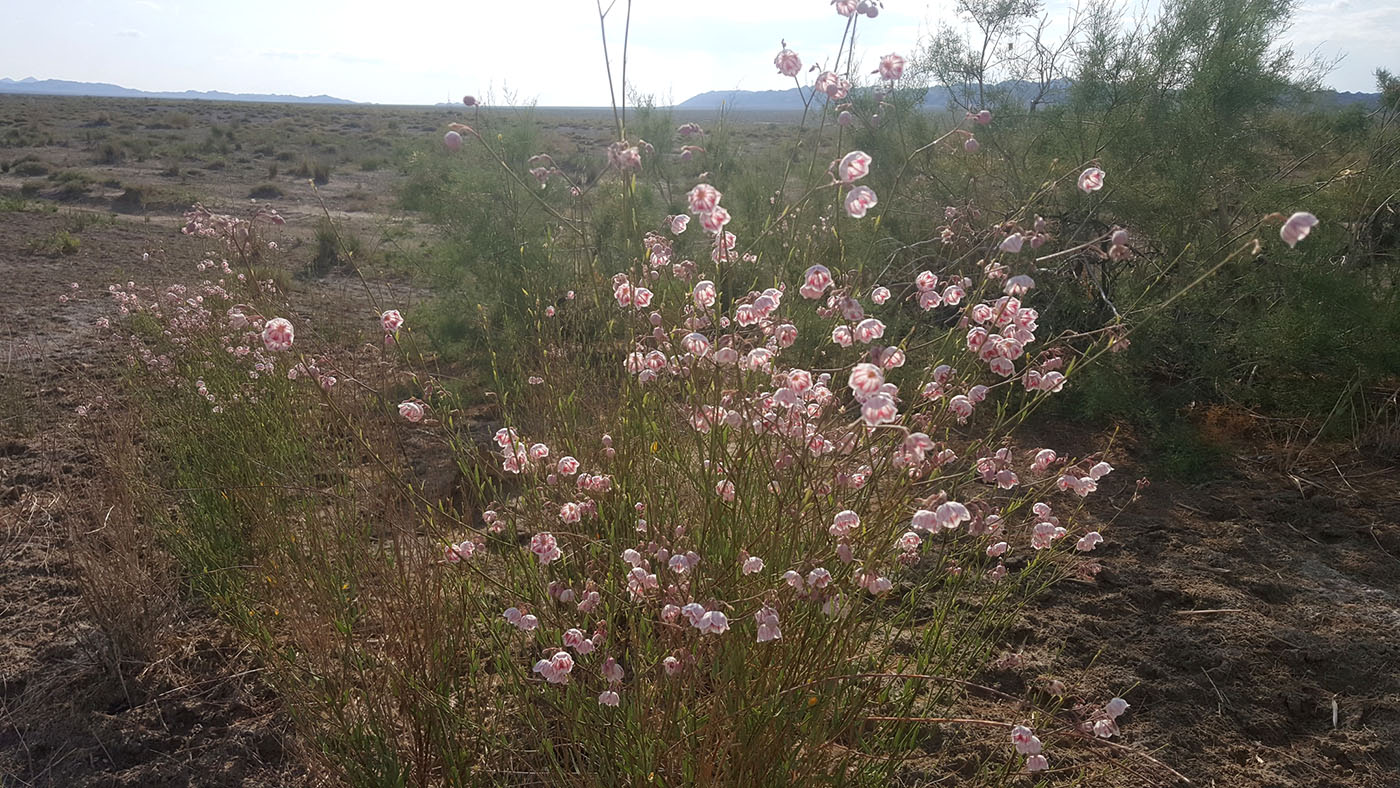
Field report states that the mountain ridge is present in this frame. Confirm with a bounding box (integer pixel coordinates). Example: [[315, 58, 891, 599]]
[[0, 77, 355, 104]]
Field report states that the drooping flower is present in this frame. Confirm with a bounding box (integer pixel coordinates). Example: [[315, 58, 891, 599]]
[[742, 555, 765, 575], [844, 186, 878, 219], [529, 532, 562, 564], [380, 309, 404, 333], [837, 150, 872, 183], [696, 610, 730, 635], [1076, 531, 1104, 552], [699, 206, 732, 234], [669, 214, 690, 235], [598, 690, 620, 706], [693, 280, 718, 308], [754, 606, 782, 642], [261, 317, 294, 351], [398, 401, 425, 422], [1078, 167, 1105, 193], [443, 131, 462, 151], [854, 318, 885, 344], [1280, 211, 1318, 248]]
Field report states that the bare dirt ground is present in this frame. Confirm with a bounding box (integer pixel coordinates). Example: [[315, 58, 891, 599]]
[[0, 211, 315, 787], [2, 95, 1397, 787]]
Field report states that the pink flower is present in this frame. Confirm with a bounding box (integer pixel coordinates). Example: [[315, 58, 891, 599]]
[[529, 443, 550, 460], [754, 606, 782, 642], [832, 325, 854, 347], [1004, 274, 1034, 295], [832, 0, 859, 16], [559, 502, 582, 524], [598, 690, 620, 706], [877, 53, 906, 81], [1026, 754, 1049, 772], [398, 401, 425, 422], [838, 110, 853, 126], [871, 286, 890, 304], [663, 656, 683, 675], [807, 567, 832, 589], [1088, 461, 1114, 480], [557, 456, 579, 475], [699, 206, 731, 234], [1106, 697, 1130, 718], [443, 131, 462, 151], [1078, 166, 1105, 193], [670, 214, 690, 235], [987, 541, 1009, 557], [774, 48, 802, 77], [693, 280, 718, 308], [530, 532, 562, 564], [775, 323, 798, 348], [999, 233, 1025, 254], [1031, 449, 1058, 473], [948, 394, 974, 421], [261, 317, 294, 351], [802, 265, 834, 298], [1076, 531, 1103, 551], [897, 531, 922, 552], [687, 183, 721, 213], [380, 309, 404, 333], [742, 555, 765, 575], [1280, 211, 1318, 248], [854, 318, 885, 344], [847, 363, 885, 396], [838, 150, 872, 183], [861, 393, 898, 425], [964, 137, 980, 153], [844, 186, 878, 219], [815, 71, 850, 100], [715, 480, 736, 501], [682, 332, 711, 356], [830, 509, 861, 538], [975, 109, 992, 125], [696, 610, 730, 635], [533, 650, 574, 684], [1011, 725, 1040, 754], [603, 657, 625, 684]]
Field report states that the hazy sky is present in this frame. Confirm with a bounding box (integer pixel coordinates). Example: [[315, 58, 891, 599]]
[[1, 0, 1393, 104]]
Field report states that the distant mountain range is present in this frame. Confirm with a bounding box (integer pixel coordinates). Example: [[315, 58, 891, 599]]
[[675, 80, 1382, 111], [0, 77, 355, 104]]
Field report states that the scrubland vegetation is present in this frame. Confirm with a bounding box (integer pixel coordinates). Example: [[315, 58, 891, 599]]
[[3, 0, 1398, 786]]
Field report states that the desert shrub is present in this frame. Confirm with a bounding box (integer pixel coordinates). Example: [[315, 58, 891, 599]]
[[292, 158, 333, 184], [249, 182, 284, 199], [29, 229, 81, 256], [94, 140, 126, 164], [84, 3, 1365, 787], [12, 159, 49, 177], [307, 216, 362, 275]]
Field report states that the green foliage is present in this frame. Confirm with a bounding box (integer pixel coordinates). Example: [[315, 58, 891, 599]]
[[28, 229, 81, 256]]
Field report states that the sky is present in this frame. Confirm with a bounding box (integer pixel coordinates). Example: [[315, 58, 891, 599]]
[[0, 0, 1393, 104]]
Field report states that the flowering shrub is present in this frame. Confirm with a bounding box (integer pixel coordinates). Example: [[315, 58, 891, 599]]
[[90, 4, 1328, 786]]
